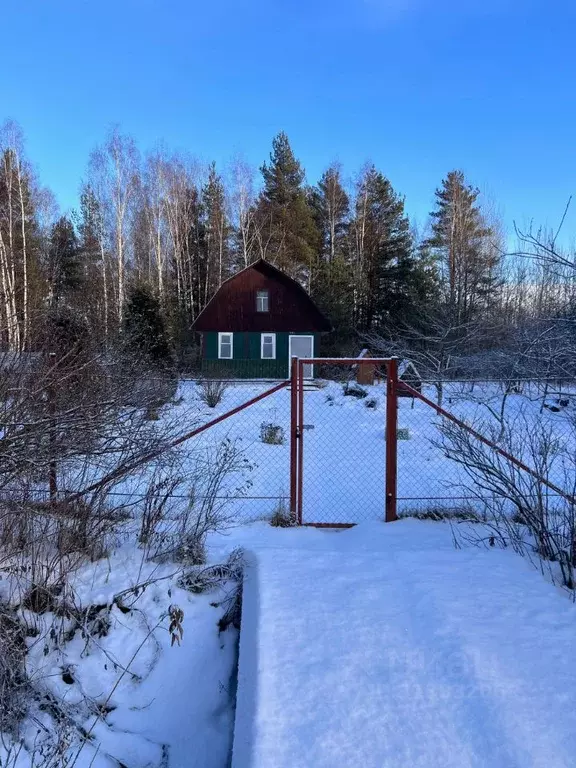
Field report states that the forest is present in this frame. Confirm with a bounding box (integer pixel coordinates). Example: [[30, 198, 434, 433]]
[[1, 118, 575, 381]]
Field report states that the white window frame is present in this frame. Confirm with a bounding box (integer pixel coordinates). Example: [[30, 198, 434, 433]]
[[218, 332, 233, 359], [261, 333, 276, 360], [256, 290, 269, 313]]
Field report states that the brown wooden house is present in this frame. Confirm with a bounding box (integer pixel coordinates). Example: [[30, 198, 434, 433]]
[[192, 259, 331, 378]]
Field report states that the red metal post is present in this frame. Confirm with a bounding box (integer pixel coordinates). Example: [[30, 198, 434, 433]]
[[290, 356, 298, 519], [385, 357, 398, 522], [297, 359, 305, 525]]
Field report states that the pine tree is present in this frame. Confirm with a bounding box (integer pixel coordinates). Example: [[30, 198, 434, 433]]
[[201, 162, 231, 303], [350, 166, 416, 332], [123, 284, 175, 371], [425, 170, 498, 324], [308, 165, 353, 347], [47, 215, 81, 306], [254, 132, 319, 280], [76, 184, 111, 344]]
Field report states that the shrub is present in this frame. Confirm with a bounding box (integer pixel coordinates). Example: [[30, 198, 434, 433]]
[[342, 382, 367, 399], [260, 422, 285, 445], [198, 378, 227, 408], [269, 498, 295, 527], [365, 397, 378, 409]]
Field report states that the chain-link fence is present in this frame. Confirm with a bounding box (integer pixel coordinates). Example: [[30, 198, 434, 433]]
[[396, 378, 576, 519], [291, 363, 576, 526], [291, 358, 397, 525], [3, 367, 575, 530]]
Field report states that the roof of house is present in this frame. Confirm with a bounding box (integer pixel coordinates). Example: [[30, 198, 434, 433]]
[[192, 259, 332, 333]]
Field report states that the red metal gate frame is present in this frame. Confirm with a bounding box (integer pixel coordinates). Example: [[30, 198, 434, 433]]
[[290, 357, 399, 526]]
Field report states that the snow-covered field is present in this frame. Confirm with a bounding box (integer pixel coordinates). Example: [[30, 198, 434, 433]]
[[3, 379, 576, 767], [170, 379, 576, 524]]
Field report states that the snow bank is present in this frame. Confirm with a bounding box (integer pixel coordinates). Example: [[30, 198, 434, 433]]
[[232, 521, 576, 768]]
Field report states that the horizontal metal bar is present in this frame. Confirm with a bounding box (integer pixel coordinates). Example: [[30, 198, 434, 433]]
[[297, 358, 393, 365], [401, 381, 576, 506]]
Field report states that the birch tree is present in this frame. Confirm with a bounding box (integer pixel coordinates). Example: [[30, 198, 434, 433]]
[[0, 120, 44, 350], [87, 127, 140, 325]]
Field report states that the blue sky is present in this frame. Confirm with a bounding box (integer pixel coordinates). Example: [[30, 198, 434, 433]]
[[1, 0, 575, 241]]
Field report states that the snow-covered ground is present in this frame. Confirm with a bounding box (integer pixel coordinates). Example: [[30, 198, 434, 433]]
[[231, 520, 576, 768], [6, 518, 576, 767], [5, 547, 239, 768], [3, 379, 576, 767], [170, 379, 576, 524]]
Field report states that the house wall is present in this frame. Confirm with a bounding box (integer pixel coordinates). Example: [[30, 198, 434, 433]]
[[201, 331, 320, 379]]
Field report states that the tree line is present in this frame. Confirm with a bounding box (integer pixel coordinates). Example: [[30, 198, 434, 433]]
[[1, 118, 574, 368]]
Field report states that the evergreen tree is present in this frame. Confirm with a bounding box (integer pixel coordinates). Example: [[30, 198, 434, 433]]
[[201, 162, 232, 303], [47, 215, 81, 306], [123, 284, 175, 370], [350, 166, 416, 332], [76, 184, 111, 344], [308, 165, 353, 347], [254, 132, 319, 280], [425, 170, 498, 324]]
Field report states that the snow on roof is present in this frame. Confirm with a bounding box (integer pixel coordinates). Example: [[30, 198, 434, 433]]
[[398, 359, 421, 378]]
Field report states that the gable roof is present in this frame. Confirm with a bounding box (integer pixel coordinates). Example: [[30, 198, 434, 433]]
[[192, 259, 332, 333]]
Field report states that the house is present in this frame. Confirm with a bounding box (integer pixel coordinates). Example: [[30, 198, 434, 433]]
[[192, 259, 331, 378]]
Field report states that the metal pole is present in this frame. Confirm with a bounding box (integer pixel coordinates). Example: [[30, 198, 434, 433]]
[[290, 356, 298, 519], [297, 359, 305, 525], [385, 357, 398, 522]]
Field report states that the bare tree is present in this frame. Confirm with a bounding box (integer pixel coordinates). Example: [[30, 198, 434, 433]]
[[367, 309, 494, 406], [87, 127, 140, 325], [0, 120, 49, 351], [227, 154, 259, 268]]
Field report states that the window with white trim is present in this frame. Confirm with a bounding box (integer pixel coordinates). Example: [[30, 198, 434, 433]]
[[218, 332, 233, 359], [261, 333, 276, 360], [256, 290, 269, 312]]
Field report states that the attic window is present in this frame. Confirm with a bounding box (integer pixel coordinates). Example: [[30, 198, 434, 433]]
[[256, 290, 269, 312]]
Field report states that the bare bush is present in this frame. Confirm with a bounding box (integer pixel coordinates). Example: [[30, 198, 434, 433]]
[[438, 412, 576, 590], [138, 472, 184, 550], [152, 439, 253, 565], [0, 609, 30, 736], [269, 498, 295, 527], [197, 378, 227, 408]]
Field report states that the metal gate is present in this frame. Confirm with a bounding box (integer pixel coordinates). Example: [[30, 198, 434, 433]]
[[289, 357, 398, 526]]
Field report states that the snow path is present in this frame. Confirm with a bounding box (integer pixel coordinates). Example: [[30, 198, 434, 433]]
[[231, 521, 576, 768]]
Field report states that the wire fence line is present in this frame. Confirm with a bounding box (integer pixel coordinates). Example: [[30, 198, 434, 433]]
[[1, 371, 575, 525]]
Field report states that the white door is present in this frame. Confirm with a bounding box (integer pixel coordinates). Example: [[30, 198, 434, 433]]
[[288, 335, 314, 379]]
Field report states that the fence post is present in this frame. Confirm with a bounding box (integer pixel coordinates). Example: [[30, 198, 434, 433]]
[[290, 356, 298, 520], [385, 357, 398, 522], [297, 359, 305, 525]]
